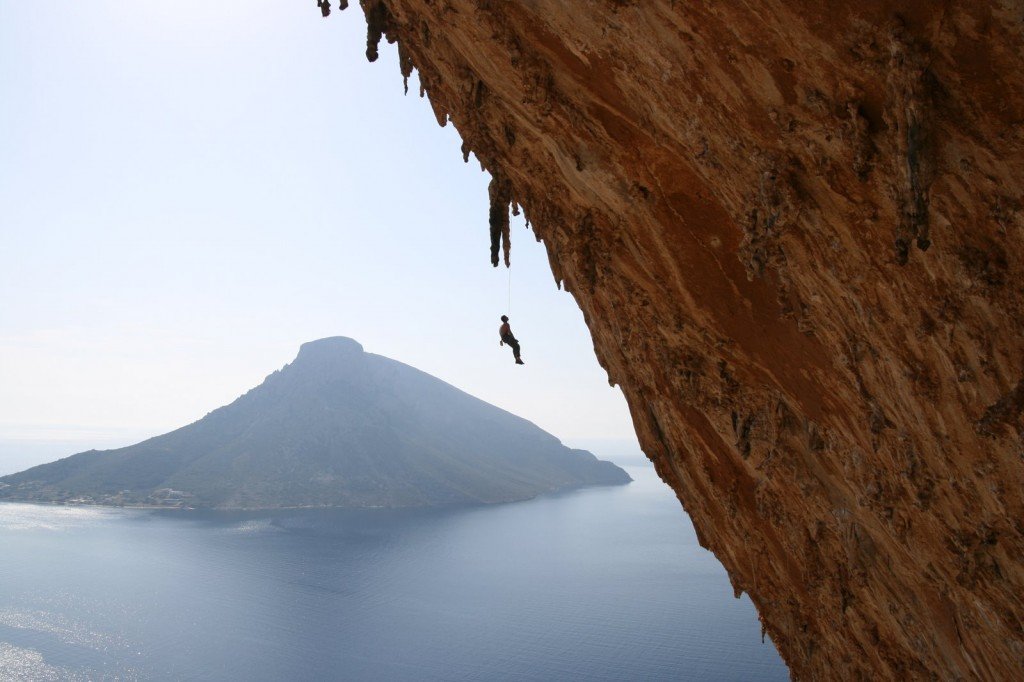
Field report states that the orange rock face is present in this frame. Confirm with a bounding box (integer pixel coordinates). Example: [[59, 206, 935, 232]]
[[323, 2, 1024, 678]]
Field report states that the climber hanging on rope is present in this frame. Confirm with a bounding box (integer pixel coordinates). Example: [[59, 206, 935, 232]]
[[499, 315, 524, 365]]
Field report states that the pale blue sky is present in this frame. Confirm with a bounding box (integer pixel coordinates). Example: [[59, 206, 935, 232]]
[[0, 0, 637, 469]]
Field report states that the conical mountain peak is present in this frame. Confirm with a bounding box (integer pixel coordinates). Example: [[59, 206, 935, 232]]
[[0, 338, 630, 509], [294, 336, 364, 363]]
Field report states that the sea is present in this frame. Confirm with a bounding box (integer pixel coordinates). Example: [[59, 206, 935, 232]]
[[0, 456, 788, 681]]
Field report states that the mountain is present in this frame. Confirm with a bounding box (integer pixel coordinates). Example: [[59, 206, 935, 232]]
[[0, 337, 630, 509]]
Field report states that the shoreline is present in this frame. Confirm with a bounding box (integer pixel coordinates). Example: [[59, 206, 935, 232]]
[[0, 478, 632, 513]]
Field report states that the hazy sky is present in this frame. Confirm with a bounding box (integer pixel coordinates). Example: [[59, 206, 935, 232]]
[[0, 1, 638, 463]]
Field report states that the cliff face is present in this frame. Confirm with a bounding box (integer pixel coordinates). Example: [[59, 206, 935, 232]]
[[321, 2, 1024, 678]]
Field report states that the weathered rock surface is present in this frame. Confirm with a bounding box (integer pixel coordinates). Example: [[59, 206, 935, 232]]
[[321, 2, 1024, 678]]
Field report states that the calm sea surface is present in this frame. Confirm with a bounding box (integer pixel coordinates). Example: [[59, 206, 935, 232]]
[[0, 464, 788, 681]]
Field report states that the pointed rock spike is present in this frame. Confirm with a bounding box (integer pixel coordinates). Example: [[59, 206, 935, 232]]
[[488, 175, 512, 268]]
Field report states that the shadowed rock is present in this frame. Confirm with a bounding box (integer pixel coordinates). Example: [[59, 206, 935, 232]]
[[317, 2, 1024, 678]]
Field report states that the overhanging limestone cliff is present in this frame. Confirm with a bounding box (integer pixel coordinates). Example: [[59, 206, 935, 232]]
[[319, 2, 1024, 678]]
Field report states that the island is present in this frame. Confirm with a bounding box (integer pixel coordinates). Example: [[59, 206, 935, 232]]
[[0, 337, 630, 509]]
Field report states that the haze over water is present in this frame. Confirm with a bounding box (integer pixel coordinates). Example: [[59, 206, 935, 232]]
[[0, 461, 787, 681]]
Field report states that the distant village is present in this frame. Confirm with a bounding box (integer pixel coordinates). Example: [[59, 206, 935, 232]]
[[0, 481, 194, 508]]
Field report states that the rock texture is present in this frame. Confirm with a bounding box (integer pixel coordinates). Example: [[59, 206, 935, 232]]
[[320, 2, 1024, 678]]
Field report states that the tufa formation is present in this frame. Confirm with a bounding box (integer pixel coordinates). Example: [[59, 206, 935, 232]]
[[318, 2, 1024, 679]]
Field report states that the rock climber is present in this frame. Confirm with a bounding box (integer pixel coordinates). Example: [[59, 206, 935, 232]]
[[499, 315, 524, 365]]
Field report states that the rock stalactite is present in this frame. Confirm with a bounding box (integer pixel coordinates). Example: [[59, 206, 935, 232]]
[[488, 173, 512, 267], [319, 2, 1024, 679]]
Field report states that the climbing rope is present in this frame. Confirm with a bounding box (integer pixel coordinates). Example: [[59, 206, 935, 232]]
[[507, 264, 512, 316]]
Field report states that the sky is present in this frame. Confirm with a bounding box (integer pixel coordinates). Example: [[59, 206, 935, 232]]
[[0, 0, 640, 472]]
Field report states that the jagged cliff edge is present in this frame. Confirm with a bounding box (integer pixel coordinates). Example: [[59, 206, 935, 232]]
[[315, 2, 1024, 679]]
